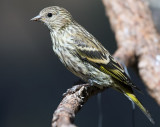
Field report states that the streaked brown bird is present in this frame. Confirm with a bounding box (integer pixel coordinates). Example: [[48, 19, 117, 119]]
[[31, 6, 154, 124]]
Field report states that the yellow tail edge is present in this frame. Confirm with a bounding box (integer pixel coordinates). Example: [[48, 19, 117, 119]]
[[126, 92, 155, 124]]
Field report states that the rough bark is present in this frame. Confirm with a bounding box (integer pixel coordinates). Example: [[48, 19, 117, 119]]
[[51, 84, 107, 127], [52, 0, 160, 126]]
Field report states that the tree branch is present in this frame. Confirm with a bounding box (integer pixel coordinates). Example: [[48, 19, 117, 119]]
[[51, 0, 160, 126], [51, 84, 107, 127]]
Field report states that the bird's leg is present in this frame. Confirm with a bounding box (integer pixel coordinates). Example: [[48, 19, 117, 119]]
[[88, 79, 94, 86], [88, 79, 106, 90], [63, 78, 92, 97], [63, 84, 90, 97]]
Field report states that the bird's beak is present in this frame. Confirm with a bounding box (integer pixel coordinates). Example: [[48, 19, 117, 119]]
[[31, 15, 41, 21]]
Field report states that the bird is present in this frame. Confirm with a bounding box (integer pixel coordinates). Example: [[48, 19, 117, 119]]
[[31, 6, 154, 124]]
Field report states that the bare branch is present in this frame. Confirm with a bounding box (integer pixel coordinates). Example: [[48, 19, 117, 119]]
[[51, 84, 107, 127]]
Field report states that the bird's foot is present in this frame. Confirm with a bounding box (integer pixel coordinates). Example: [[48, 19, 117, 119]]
[[88, 79, 94, 86], [63, 84, 90, 97]]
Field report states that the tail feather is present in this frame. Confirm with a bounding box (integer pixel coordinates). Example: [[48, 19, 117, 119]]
[[125, 92, 155, 124], [113, 84, 155, 124]]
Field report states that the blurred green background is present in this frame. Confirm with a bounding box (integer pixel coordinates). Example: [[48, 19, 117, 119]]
[[0, 0, 160, 127]]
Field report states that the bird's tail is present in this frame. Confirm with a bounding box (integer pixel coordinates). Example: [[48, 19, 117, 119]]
[[125, 91, 154, 124], [114, 84, 155, 124]]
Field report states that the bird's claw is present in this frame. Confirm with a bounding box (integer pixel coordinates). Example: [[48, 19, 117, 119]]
[[63, 84, 89, 97]]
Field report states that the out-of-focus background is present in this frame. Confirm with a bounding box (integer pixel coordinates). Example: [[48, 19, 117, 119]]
[[0, 0, 160, 127]]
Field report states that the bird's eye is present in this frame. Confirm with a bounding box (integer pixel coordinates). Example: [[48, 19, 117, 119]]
[[47, 13, 52, 17]]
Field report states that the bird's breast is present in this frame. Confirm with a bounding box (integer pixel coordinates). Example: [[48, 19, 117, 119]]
[[50, 31, 89, 79]]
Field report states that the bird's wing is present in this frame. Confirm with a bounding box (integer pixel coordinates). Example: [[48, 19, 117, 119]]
[[72, 33, 140, 90]]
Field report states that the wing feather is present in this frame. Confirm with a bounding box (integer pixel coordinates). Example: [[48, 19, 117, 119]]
[[72, 32, 140, 90]]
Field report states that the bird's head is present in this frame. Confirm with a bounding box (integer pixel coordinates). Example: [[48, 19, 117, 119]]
[[31, 6, 73, 30]]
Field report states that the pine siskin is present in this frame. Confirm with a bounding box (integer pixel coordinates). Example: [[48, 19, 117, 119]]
[[31, 6, 154, 124]]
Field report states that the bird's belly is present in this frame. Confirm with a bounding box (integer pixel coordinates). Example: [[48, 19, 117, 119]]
[[60, 53, 89, 80], [84, 62, 114, 86], [60, 53, 113, 86]]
